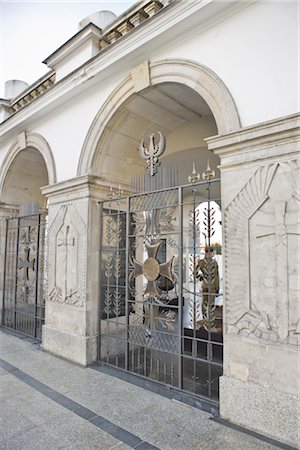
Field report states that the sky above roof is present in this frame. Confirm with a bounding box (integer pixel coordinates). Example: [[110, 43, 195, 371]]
[[0, 0, 136, 97]]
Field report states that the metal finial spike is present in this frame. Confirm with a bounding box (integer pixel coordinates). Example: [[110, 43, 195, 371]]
[[107, 185, 113, 199], [202, 159, 215, 180], [188, 161, 201, 183]]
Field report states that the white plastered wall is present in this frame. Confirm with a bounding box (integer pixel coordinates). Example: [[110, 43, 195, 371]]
[[153, 0, 298, 127]]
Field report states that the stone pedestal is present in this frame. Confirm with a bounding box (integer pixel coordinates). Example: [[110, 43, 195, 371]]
[[208, 113, 300, 448], [41, 176, 110, 365]]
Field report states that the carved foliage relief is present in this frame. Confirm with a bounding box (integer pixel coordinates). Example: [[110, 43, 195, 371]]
[[48, 204, 87, 308], [224, 160, 300, 345]]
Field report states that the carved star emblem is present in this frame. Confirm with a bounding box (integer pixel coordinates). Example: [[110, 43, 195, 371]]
[[132, 241, 174, 297]]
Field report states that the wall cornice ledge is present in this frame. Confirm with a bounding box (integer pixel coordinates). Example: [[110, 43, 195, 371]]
[[41, 175, 129, 199], [207, 113, 300, 157], [41, 175, 105, 197]]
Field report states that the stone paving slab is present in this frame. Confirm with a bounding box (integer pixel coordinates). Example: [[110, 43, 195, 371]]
[[0, 329, 288, 450]]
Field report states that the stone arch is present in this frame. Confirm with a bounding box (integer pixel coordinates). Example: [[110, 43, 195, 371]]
[[77, 58, 241, 176], [0, 131, 56, 196]]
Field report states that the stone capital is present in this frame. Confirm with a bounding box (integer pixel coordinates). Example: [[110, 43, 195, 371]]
[[206, 113, 300, 169]]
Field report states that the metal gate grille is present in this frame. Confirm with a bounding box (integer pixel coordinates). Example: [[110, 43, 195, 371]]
[[99, 180, 223, 403], [2, 213, 47, 340]]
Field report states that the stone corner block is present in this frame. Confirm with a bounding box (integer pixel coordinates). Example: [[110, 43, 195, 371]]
[[219, 375, 300, 448], [42, 325, 98, 366]]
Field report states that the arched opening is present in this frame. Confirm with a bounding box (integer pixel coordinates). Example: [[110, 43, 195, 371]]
[[1, 147, 49, 213], [77, 59, 240, 177], [91, 82, 219, 186], [0, 144, 50, 340], [93, 78, 225, 403]]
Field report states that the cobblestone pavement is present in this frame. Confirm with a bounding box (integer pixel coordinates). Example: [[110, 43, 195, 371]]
[[0, 329, 287, 450]]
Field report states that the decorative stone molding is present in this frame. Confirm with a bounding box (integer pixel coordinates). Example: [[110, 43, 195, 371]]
[[47, 204, 87, 309], [3, 1, 167, 116], [224, 159, 300, 345], [10, 72, 55, 114], [0, 132, 56, 197], [98, 0, 167, 50], [77, 58, 240, 176], [131, 61, 151, 92], [207, 113, 300, 169]]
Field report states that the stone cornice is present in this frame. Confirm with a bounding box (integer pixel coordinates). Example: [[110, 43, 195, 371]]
[[43, 24, 102, 68], [207, 113, 300, 157], [41, 175, 129, 200]]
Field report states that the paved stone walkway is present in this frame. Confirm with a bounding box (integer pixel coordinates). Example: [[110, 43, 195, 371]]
[[0, 329, 286, 450]]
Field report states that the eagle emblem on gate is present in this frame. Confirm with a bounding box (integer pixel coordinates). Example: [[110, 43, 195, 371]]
[[139, 131, 165, 176]]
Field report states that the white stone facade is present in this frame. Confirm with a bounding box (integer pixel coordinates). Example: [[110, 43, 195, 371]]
[[0, 1, 299, 447]]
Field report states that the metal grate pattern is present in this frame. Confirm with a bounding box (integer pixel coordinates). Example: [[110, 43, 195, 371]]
[[2, 213, 47, 340], [99, 180, 223, 403]]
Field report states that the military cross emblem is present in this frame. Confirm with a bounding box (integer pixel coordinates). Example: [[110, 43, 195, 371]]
[[18, 248, 35, 290], [18, 227, 35, 291], [132, 241, 174, 297]]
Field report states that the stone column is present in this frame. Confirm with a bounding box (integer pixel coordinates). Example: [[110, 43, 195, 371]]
[[41, 176, 109, 366], [207, 113, 300, 448]]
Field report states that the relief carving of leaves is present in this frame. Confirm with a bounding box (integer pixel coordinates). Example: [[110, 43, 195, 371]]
[[132, 212, 145, 234], [114, 255, 121, 280], [113, 290, 122, 316], [157, 208, 175, 232], [189, 298, 201, 323], [189, 209, 200, 233], [103, 252, 113, 278], [104, 288, 112, 314], [157, 309, 176, 330]]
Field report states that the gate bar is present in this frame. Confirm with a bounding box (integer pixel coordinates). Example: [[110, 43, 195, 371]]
[[178, 186, 183, 389], [125, 195, 130, 371], [34, 214, 41, 338], [13, 218, 20, 330], [98, 202, 104, 362], [1, 219, 9, 325]]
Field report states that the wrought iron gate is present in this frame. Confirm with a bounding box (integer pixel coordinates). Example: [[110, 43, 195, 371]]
[[99, 180, 223, 403], [2, 212, 47, 340]]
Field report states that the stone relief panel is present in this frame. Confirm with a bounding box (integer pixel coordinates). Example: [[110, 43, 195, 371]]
[[224, 159, 300, 345], [48, 204, 87, 308]]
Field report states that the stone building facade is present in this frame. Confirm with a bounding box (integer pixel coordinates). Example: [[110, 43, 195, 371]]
[[0, 1, 299, 447]]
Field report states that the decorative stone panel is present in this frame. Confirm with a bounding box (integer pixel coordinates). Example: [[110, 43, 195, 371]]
[[224, 159, 300, 345], [48, 204, 87, 308]]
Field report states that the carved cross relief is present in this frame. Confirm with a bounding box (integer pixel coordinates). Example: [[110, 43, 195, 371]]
[[48, 205, 86, 308], [255, 200, 300, 341], [224, 160, 300, 344], [57, 225, 75, 302]]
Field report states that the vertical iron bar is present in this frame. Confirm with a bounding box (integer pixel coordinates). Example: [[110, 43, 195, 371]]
[[207, 181, 212, 399], [1, 219, 9, 325], [13, 218, 20, 330], [192, 185, 197, 393], [34, 214, 41, 338], [125, 195, 130, 371], [178, 186, 183, 389], [98, 201, 104, 362]]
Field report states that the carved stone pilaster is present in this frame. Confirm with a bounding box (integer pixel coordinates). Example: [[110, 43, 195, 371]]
[[224, 159, 300, 345]]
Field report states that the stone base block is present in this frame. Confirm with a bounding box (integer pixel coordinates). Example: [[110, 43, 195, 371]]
[[220, 375, 299, 448], [42, 325, 98, 366]]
